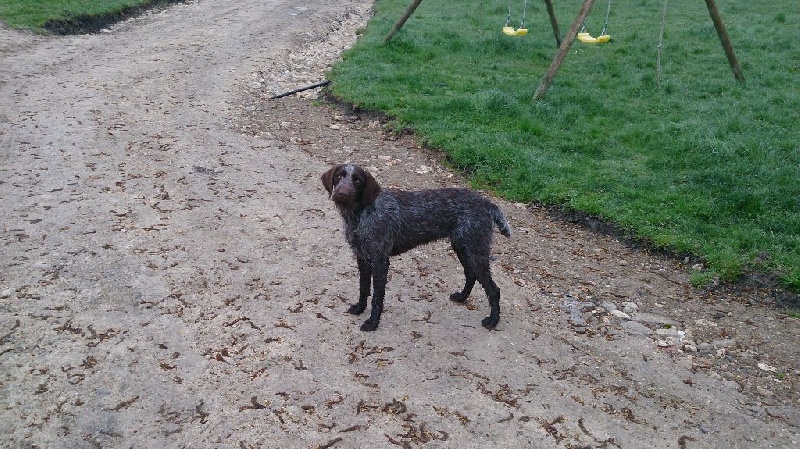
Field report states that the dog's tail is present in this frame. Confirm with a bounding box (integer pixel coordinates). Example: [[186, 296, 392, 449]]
[[490, 205, 512, 237]]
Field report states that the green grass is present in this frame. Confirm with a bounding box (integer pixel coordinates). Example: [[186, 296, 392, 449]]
[[0, 0, 180, 32], [328, 0, 800, 291]]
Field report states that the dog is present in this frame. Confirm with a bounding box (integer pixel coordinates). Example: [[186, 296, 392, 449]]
[[321, 164, 511, 331]]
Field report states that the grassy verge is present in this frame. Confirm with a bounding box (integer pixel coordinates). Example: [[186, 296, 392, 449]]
[[328, 0, 800, 291], [0, 0, 184, 33]]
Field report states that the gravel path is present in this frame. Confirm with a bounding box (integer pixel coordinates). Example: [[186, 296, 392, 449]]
[[1, 1, 797, 447]]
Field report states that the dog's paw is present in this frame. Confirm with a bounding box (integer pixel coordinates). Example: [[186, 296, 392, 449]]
[[450, 292, 467, 303], [481, 315, 499, 330], [360, 319, 379, 332], [347, 303, 366, 315]]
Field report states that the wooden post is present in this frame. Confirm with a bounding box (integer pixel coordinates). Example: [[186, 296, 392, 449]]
[[534, 0, 597, 101], [703, 0, 745, 83], [543, 0, 562, 48], [384, 0, 424, 43]]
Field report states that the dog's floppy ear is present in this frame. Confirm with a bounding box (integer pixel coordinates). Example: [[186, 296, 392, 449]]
[[321, 166, 338, 194], [359, 169, 382, 208]]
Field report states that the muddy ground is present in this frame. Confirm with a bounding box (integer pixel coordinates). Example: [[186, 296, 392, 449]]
[[0, 1, 798, 447]]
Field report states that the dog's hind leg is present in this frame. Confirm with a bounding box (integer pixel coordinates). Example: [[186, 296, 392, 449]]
[[450, 243, 476, 303], [470, 253, 500, 329], [477, 271, 501, 329], [348, 257, 372, 315]]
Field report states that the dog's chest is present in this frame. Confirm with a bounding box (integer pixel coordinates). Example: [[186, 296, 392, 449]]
[[340, 210, 394, 256]]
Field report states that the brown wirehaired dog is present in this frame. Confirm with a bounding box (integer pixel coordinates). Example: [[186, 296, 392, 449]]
[[322, 164, 511, 331]]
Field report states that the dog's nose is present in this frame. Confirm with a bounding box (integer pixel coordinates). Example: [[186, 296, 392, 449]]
[[331, 182, 354, 202]]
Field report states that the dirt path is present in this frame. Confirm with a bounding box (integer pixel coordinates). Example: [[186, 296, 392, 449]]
[[1, 1, 797, 447]]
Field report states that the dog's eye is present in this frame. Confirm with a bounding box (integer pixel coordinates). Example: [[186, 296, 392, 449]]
[[353, 178, 362, 186]]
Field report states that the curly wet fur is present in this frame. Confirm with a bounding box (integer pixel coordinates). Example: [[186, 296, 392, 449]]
[[322, 164, 511, 331]]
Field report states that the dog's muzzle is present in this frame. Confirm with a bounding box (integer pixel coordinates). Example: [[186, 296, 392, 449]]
[[330, 181, 355, 205]]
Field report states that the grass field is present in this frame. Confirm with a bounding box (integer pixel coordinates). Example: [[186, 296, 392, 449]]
[[328, 0, 800, 291], [0, 0, 181, 32]]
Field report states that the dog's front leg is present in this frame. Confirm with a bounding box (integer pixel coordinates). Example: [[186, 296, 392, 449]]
[[347, 257, 371, 315], [360, 257, 389, 331]]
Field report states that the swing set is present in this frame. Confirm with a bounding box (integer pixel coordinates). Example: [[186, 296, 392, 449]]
[[382, 0, 745, 100]]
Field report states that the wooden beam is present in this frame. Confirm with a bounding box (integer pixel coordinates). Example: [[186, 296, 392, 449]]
[[704, 0, 745, 83], [384, 0, 424, 43], [543, 0, 562, 48], [534, 0, 598, 101]]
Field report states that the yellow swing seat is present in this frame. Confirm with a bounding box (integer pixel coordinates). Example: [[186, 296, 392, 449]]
[[503, 26, 528, 36], [577, 31, 597, 43], [578, 31, 611, 44], [578, 0, 613, 45], [503, 0, 529, 36]]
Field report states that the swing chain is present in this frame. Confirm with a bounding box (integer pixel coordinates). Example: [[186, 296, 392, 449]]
[[506, 0, 527, 29], [601, 0, 612, 36], [581, 0, 612, 36]]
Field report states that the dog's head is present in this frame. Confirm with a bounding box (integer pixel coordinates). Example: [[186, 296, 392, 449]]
[[321, 164, 381, 209]]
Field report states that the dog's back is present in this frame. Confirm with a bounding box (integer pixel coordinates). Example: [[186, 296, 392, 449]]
[[384, 188, 509, 255]]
